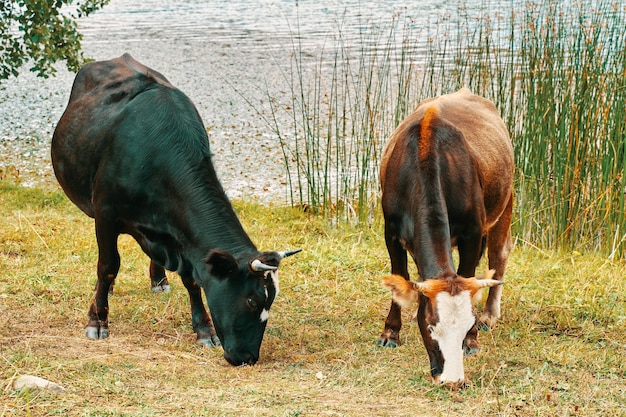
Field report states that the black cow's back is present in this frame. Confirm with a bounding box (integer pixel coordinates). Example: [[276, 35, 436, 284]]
[[51, 54, 209, 219]]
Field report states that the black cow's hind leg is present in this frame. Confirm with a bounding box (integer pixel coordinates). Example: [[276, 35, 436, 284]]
[[179, 273, 220, 347], [98, 260, 170, 295], [149, 260, 170, 292], [86, 217, 121, 339]]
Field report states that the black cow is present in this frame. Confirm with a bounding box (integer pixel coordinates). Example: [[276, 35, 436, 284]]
[[378, 88, 514, 385], [51, 53, 300, 366]]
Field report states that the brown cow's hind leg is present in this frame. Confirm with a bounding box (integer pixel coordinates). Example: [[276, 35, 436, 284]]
[[480, 195, 513, 329]]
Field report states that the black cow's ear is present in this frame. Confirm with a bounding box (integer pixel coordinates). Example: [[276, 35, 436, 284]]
[[204, 249, 237, 278]]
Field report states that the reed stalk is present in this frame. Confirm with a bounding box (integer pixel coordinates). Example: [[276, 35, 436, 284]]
[[266, 0, 626, 256]]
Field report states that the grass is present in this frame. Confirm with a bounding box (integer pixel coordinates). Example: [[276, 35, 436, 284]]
[[1, 183, 625, 416]]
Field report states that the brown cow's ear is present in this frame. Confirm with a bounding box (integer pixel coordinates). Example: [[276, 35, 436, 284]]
[[204, 249, 237, 278], [382, 275, 419, 308]]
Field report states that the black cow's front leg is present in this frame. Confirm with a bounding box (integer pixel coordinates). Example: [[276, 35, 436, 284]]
[[378, 226, 409, 348], [86, 218, 120, 339], [100, 259, 170, 295], [180, 273, 220, 347]]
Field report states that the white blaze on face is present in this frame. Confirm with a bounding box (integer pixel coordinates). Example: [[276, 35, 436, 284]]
[[266, 270, 279, 297], [260, 309, 270, 322], [429, 290, 476, 383], [259, 270, 279, 323]]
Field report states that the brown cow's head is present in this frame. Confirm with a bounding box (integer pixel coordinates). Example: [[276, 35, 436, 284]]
[[383, 270, 501, 385]]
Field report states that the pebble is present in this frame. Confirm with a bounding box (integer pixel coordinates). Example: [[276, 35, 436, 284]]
[[13, 375, 66, 394]]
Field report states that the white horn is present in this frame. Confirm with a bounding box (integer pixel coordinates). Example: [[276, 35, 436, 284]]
[[278, 249, 302, 259], [251, 259, 278, 272], [476, 279, 503, 288], [477, 269, 502, 288]]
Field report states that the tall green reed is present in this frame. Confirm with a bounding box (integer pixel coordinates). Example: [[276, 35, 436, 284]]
[[265, 0, 626, 256], [265, 12, 419, 223], [513, 1, 626, 256]]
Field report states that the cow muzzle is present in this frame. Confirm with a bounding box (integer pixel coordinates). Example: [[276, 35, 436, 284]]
[[224, 349, 258, 366]]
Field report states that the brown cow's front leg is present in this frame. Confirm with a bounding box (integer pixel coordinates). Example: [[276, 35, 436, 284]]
[[86, 219, 120, 339], [149, 260, 170, 293], [379, 301, 402, 347], [179, 273, 220, 347], [457, 230, 483, 355], [462, 323, 480, 356], [417, 293, 444, 380], [378, 227, 409, 348]]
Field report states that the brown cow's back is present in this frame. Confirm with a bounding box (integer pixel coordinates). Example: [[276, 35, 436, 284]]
[[381, 88, 513, 229], [432, 88, 513, 227]]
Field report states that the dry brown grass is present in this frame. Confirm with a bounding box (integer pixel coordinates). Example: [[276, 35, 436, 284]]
[[1, 183, 624, 416]]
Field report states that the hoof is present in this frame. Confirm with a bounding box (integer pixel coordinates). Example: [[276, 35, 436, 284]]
[[376, 337, 398, 348], [478, 312, 499, 330], [377, 328, 399, 348], [151, 284, 171, 293], [85, 326, 109, 339], [476, 321, 490, 332], [463, 345, 480, 356], [197, 334, 221, 348]]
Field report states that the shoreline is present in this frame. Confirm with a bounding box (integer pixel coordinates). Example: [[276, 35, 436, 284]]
[[0, 8, 307, 203]]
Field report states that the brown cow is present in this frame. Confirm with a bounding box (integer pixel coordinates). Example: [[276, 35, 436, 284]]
[[378, 88, 514, 385]]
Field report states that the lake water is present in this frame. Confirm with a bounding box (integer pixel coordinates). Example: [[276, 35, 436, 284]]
[[1, 0, 523, 200]]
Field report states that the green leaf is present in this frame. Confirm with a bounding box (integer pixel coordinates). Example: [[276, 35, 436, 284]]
[[0, 0, 110, 81]]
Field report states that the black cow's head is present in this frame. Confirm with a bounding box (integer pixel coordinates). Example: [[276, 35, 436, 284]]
[[203, 248, 300, 366]]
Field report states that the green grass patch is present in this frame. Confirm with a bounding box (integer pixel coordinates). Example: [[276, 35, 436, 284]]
[[1, 183, 624, 416]]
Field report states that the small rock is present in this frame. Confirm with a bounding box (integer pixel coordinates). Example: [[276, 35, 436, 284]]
[[13, 375, 66, 393]]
